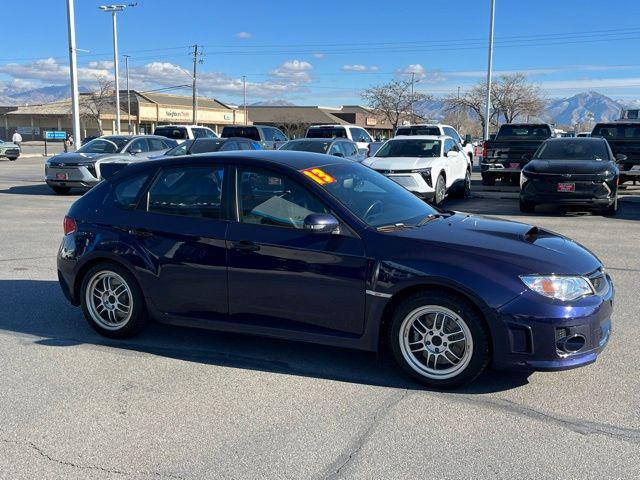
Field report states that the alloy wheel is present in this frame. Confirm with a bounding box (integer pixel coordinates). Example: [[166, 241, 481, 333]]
[[399, 305, 473, 380], [85, 271, 133, 330]]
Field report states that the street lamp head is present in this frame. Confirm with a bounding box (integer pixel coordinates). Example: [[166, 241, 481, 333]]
[[98, 5, 128, 12]]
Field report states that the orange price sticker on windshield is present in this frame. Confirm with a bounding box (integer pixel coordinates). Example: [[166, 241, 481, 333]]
[[302, 168, 336, 185]]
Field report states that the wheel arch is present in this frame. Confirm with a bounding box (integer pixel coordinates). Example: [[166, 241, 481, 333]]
[[73, 254, 143, 304]]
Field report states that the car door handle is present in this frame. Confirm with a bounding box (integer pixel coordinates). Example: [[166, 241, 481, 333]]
[[128, 228, 153, 237], [232, 240, 260, 252]]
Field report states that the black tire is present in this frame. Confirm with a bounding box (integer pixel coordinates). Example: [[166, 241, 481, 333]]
[[433, 174, 446, 205], [8, 157, 18, 161], [50, 186, 71, 195], [602, 197, 618, 216], [519, 198, 535, 213], [80, 262, 149, 338], [450, 170, 471, 199], [481, 173, 495, 186], [387, 290, 490, 389]]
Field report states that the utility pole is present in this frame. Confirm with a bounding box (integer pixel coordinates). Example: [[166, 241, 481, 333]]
[[457, 86, 461, 131], [124, 54, 131, 134], [99, 4, 136, 135], [410, 72, 415, 124], [65, 0, 81, 146], [484, 0, 496, 141], [191, 44, 203, 125], [242, 75, 247, 125]]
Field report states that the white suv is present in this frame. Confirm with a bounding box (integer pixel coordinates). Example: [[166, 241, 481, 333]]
[[154, 125, 219, 144], [363, 135, 471, 205], [395, 124, 474, 164], [306, 124, 373, 150]]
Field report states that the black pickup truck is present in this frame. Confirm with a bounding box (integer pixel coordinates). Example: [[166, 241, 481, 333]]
[[592, 122, 640, 184], [480, 123, 553, 185]]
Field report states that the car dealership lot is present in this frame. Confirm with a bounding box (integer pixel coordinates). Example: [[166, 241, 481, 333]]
[[1, 157, 640, 479]]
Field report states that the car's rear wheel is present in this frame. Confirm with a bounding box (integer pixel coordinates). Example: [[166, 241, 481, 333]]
[[388, 291, 489, 389], [450, 170, 471, 199], [519, 198, 536, 213], [433, 174, 446, 205], [8, 157, 18, 161], [80, 262, 148, 338], [481, 173, 495, 186], [50, 186, 71, 195]]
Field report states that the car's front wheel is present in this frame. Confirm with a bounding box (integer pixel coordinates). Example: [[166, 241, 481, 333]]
[[80, 262, 149, 338], [8, 157, 18, 161], [388, 291, 489, 388], [433, 174, 446, 205]]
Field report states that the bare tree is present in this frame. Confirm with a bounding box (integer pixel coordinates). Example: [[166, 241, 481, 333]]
[[361, 79, 429, 130], [492, 73, 545, 123], [444, 73, 545, 134], [79, 76, 115, 135]]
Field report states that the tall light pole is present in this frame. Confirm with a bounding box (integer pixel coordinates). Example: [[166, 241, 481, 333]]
[[123, 54, 131, 134], [242, 76, 247, 125], [99, 4, 136, 134], [190, 45, 203, 125], [484, 0, 496, 141], [66, 0, 81, 145]]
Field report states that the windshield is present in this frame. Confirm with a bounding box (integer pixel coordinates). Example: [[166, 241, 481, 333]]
[[496, 125, 552, 139], [154, 127, 188, 140], [592, 123, 640, 139], [396, 126, 440, 136], [77, 137, 128, 154], [307, 127, 348, 139], [534, 140, 609, 160], [164, 140, 194, 156], [375, 139, 441, 158], [304, 163, 438, 227], [281, 140, 331, 153], [221, 126, 260, 141]]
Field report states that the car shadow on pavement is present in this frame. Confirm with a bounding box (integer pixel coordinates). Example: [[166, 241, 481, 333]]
[[0, 279, 531, 393], [0, 184, 84, 196]]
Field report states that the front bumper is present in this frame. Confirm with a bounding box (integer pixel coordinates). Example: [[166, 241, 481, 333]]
[[376, 171, 434, 196], [490, 278, 614, 372], [45, 164, 99, 188], [521, 178, 615, 206]]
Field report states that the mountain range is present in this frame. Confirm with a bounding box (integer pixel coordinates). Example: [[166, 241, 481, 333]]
[[0, 85, 635, 125]]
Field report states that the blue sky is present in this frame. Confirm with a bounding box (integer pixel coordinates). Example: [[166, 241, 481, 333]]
[[2, 0, 640, 104]]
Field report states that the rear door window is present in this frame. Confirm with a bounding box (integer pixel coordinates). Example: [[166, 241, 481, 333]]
[[146, 166, 225, 219], [262, 128, 276, 142], [128, 138, 149, 153], [147, 138, 167, 152], [114, 172, 151, 209], [349, 128, 372, 143]]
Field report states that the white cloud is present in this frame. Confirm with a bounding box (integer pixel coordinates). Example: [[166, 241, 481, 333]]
[[341, 64, 379, 72], [313, 53, 325, 59], [87, 60, 115, 70], [235, 31, 252, 39], [0, 57, 111, 84], [269, 59, 313, 83]]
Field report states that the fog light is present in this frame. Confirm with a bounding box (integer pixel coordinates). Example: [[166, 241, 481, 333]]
[[557, 334, 586, 353]]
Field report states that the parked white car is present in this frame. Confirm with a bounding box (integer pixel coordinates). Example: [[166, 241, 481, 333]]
[[363, 135, 471, 205], [306, 124, 374, 151], [395, 124, 475, 165], [153, 124, 219, 144]]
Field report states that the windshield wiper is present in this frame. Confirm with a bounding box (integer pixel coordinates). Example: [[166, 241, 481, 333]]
[[376, 223, 414, 232], [416, 213, 444, 226]]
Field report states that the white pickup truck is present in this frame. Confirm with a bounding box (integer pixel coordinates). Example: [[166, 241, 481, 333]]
[[395, 124, 475, 165], [363, 135, 472, 205]]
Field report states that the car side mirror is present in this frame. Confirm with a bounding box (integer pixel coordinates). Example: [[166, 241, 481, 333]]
[[303, 213, 340, 234], [333, 152, 344, 157], [615, 153, 627, 162], [130, 147, 143, 155], [522, 153, 532, 161]]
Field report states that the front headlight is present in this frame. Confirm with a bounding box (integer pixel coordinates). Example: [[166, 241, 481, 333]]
[[520, 275, 594, 301]]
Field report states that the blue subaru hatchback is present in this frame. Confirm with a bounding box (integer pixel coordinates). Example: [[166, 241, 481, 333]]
[[57, 151, 613, 388]]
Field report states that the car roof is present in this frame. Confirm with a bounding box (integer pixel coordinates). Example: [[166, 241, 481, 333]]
[[102, 135, 165, 140], [398, 124, 444, 128], [307, 124, 356, 129], [287, 138, 350, 143], [391, 135, 446, 140]]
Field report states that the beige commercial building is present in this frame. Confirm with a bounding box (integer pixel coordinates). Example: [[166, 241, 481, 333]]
[[1, 90, 248, 140]]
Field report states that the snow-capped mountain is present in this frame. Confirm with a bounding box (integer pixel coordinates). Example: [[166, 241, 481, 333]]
[[543, 91, 623, 125], [0, 84, 90, 106]]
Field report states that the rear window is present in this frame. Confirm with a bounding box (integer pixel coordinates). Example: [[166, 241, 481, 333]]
[[496, 125, 552, 139], [592, 123, 640, 139], [395, 126, 440, 136], [190, 139, 225, 154], [154, 127, 188, 140], [221, 126, 261, 141], [280, 140, 331, 153], [114, 172, 151, 209], [306, 127, 348, 139]]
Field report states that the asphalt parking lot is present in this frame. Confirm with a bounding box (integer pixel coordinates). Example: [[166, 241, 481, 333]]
[[1, 157, 639, 479]]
